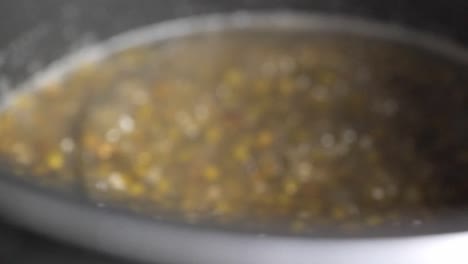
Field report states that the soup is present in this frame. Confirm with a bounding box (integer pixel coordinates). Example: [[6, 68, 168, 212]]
[[1, 14, 467, 234]]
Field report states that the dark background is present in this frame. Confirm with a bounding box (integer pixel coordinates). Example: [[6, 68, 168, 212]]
[[0, 217, 133, 263], [1, 0, 467, 45]]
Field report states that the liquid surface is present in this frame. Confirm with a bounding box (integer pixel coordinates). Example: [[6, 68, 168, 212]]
[[0, 15, 467, 234]]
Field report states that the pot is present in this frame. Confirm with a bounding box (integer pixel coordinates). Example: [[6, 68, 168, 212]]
[[0, 1, 467, 263]]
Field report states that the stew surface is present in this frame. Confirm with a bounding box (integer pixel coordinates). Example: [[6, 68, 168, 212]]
[[1, 16, 467, 234]]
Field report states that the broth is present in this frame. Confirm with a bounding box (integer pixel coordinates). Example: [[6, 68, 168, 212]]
[[0, 14, 467, 234]]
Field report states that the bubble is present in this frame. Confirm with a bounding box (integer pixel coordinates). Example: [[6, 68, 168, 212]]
[[119, 114, 135, 133], [321, 133, 335, 148]]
